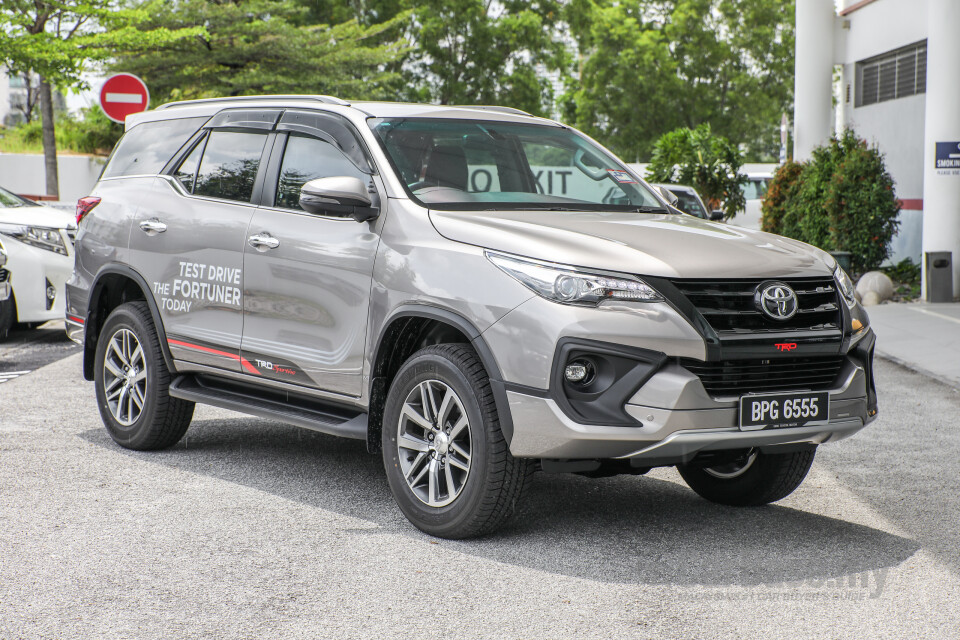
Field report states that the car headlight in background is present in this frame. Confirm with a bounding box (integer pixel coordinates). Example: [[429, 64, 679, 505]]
[[834, 266, 857, 307], [486, 251, 664, 306], [0, 223, 68, 256]]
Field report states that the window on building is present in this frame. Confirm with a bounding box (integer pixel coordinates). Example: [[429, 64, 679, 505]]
[[855, 41, 926, 108]]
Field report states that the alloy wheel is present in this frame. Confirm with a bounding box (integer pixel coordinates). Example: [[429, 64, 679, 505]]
[[396, 380, 472, 507], [704, 449, 759, 479], [102, 328, 147, 426]]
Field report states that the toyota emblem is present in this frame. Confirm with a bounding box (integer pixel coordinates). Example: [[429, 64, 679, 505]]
[[755, 282, 798, 320]]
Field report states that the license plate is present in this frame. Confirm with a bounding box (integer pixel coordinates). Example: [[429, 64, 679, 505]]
[[739, 391, 830, 431]]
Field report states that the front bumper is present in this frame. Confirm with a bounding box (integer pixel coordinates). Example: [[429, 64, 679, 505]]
[[0, 234, 73, 323], [505, 354, 872, 462], [485, 294, 875, 463]]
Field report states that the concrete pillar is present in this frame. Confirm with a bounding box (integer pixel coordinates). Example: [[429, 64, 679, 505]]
[[793, 0, 836, 161], [921, 0, 960, 298]]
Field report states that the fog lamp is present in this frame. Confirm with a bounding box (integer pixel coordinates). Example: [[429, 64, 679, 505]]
[[564, 359, 594, 384]]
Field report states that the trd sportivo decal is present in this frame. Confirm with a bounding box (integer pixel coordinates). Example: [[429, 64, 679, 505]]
[[775, 342, 798, 352], [167, 338, 260, 375], [168, 338, 313, 383], [243, 352, 311, 383]]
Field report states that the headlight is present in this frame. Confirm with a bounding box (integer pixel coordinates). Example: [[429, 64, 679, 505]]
[[0, 223, 68, 255], [834, 266, 856, 306], [486, 251, 664, 306]]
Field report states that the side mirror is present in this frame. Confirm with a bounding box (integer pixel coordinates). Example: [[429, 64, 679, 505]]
[[710, 209, 725, 221], [299, 176, 380, 222], [657, 186, 679, 207]]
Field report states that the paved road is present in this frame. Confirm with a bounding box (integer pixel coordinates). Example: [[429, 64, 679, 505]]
[[0, 321, 80, 383], [1, 352, 958, 639]]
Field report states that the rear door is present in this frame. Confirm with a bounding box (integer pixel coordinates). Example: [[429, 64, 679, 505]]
[[130, 110, 279, 372], [239, 111, 381, 395]]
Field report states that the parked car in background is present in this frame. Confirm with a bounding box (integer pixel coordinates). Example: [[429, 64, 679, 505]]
[[0, 243, 10, 302], [727, 173, 772, 229], [0, 185, 76, 338], [652, 184, 723, 221]]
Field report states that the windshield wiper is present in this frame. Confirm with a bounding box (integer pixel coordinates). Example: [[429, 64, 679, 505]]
[[634, 206, 670, 213]]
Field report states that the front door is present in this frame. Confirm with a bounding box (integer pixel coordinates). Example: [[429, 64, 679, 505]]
[[130, 127, 270, 372], [240, 123, 380, 395]]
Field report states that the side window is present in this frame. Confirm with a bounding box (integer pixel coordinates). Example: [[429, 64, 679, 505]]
[[101, 117, 208, 178], [193, 130, 268, 202], [275, 134, 368, 210], [174, 134, 206, 192]]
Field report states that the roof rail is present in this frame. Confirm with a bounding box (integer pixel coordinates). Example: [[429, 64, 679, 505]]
[[156, 95, 350, 110], [451, 105, 533, 117]]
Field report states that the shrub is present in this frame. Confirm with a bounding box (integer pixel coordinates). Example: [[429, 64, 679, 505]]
[[761, 161, 803, 234], [762, 130, 901, 273], [646, 124, 747, 218]]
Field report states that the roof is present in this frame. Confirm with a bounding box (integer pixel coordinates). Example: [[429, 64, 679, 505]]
[[127, 95, 555, 130]]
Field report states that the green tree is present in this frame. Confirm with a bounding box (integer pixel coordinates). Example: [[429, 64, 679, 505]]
[[761, 130, 901, 273], [401, 0, 568, 117], [564, 0, 794, 161], [110, 0, 409, 103], [0, 1, 204, 197], [646, 124, 747, 218]]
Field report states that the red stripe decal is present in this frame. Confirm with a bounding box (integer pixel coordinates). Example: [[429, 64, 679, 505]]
[[167, 338, 261, 375], [66, 315, 85, 325], [898, 198, 923, 210]]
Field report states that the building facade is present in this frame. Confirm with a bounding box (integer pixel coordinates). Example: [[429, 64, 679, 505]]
[[794, 0, 960, 298]]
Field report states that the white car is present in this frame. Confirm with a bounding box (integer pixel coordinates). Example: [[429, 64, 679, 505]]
[[0, 186, 76, 337], [727, 173, 772, 230]]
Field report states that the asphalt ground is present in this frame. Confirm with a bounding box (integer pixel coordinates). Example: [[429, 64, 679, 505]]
[[1, 345, 959, 638], [0, 321, 80, 383]]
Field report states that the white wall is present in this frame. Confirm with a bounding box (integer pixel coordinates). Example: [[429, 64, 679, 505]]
[[0, 153, 104, 203], [835, 0, 930, 265]]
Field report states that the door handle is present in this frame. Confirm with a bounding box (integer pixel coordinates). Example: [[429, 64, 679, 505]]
[[248, 232, 280, 251], [138, 218, 167, 235]]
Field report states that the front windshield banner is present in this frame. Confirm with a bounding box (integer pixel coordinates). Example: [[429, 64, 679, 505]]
[[369, 118, 664, 212]]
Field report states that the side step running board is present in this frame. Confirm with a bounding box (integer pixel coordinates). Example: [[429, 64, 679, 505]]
[[169, 374, 367, 440]]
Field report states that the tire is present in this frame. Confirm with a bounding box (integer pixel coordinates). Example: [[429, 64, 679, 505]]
[[94, 301, 194, 450], [382, 344, 530, 539], [0, 294, 16, 340], [677, 448, 815, 506]]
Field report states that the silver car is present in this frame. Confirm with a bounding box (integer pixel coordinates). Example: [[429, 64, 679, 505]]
[[66, 97, 877, 538]]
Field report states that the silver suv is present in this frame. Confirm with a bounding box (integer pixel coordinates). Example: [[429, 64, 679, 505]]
[[66, 96, 877, 538]]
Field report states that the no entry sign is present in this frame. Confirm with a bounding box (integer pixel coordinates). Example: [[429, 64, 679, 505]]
[[99, 73, 150, 123]]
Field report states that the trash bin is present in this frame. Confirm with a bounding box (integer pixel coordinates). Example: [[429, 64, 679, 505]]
[[830, 251, 852, 273], [926, 251, 953, 303]]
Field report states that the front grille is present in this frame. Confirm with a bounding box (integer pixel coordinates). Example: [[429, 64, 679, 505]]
[[670, 277, 841, 334], [0, 268, 8, 283], [680, 356, 845, 396]]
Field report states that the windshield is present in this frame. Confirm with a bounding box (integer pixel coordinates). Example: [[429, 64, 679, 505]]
[[370, 118, 665, 212], [0, 186, 40, 208]]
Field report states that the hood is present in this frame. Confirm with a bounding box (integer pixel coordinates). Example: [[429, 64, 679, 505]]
[[429, 209, 837, 279], [0, 202, 75, 230]]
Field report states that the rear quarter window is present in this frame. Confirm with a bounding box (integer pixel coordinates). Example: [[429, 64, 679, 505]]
[[101, 117, 208, 179]]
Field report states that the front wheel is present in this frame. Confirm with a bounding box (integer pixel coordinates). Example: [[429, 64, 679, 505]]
[[677, 448, 815, 506], [94, 301, 194, 450], [382, 344, 529, 539]]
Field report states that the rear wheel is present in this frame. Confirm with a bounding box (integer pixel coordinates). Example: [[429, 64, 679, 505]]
[[94, 301, 194, 450], [382, 344, 529, 539], [677, 448, 815, 506]]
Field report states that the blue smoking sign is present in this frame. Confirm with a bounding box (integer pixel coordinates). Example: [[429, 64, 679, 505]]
[[936, 142, 960, 169]]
